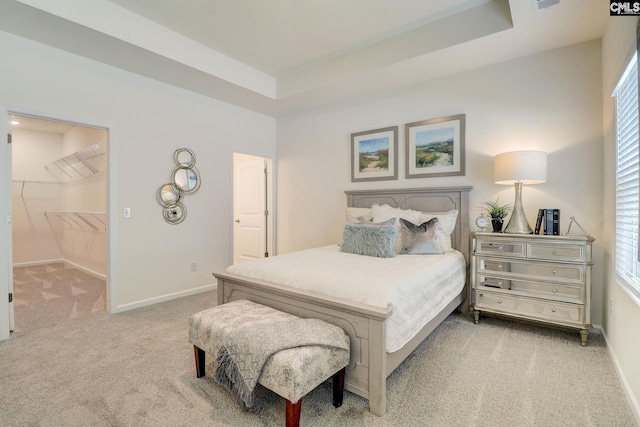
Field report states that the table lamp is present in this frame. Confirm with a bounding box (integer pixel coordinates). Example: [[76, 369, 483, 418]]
[[494, 150, 547, 234]]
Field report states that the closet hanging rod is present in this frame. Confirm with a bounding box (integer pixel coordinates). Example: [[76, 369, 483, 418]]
[[12, 179, 61, 197], [44, 211, 105, 215], [44, 211, 106, 231], [12, 179, 60, 184]]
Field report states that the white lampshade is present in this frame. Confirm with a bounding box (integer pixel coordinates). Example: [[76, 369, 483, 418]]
[[494, 150, 547, 185]]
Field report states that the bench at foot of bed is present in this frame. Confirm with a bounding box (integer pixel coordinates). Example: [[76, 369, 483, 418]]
[[189, 300, 351, 427]]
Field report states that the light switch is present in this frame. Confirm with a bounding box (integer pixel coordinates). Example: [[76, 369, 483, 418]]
[[123, 207, 131, 219]]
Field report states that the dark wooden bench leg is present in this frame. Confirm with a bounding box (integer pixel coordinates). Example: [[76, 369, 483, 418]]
[[332, 367, 346, 408], [194, 345, 206, 378], [285, 399, 302, 427]]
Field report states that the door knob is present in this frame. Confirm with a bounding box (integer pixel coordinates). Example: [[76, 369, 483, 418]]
[[235, 219, 240, 223]]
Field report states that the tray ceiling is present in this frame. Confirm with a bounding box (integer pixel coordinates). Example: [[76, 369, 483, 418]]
[[0, 0, 608, 117]]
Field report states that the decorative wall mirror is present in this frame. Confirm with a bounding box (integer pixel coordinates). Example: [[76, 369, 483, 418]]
[[174, 148, 197, 168], [156, 183, 183, 207], [157, 148, 201, 224], [171, 166, 201, 193], [163, 202, 187, 225]]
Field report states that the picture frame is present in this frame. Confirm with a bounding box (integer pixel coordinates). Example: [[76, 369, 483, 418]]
[[405, 114, 465, 178], [351, 126, 398, 182]]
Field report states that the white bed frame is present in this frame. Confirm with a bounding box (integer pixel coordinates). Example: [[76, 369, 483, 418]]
[[213, 186, 472, 415]]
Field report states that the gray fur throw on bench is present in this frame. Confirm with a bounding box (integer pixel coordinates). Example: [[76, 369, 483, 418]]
[[191, 300, 350, 410]]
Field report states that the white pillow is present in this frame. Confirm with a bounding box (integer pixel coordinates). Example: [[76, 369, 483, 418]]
[[347, 207, 372, 224], [371, 204, 458, 253], [357, 217, 397, 226]]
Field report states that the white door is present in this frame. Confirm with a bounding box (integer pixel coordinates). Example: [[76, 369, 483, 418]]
[[233, 154, 268, 263], [0, 107, 14, 339]]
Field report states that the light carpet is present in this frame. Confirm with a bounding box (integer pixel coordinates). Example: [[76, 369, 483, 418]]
[[12, 263, 105, 332], [1, 290, 637, 426]]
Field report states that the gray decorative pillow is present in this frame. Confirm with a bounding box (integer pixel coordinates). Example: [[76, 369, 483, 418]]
[[340, 223, 397, 258], [399, 217, 442, 254]]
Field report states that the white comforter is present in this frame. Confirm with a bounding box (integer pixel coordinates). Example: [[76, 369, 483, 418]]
[[226, 245, 466, 352]]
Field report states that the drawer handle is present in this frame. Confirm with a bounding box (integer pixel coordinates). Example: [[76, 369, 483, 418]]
[[497, 300, 502, 304], [551, 308, 556, 313], [552, 289, 558, 293], [498, 246, 504, 251], [552, 270, 557, 275], [552, 250, 558, 256], [498, 264, 503, 270], [497, 281, 503, 286]]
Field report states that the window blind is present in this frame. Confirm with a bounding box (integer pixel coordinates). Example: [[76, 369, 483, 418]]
[[615, 52, 640, 298]]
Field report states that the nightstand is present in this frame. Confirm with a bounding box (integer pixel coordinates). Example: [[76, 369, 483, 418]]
[[471, 232, 595, 346]]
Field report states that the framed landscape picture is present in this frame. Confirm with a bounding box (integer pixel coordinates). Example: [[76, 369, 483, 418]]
[[351, 126, 398, 182], [405, 114, 465, 178]]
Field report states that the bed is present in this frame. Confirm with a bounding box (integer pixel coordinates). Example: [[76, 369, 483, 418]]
[[213, 186, 472, 415]]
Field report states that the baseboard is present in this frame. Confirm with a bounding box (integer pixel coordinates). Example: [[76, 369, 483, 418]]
[[13, 258, 106, 280], [63, 260, 106, 280], [112, 284, 216, 313], [600, 326, 640, 423], [13, 258, 64, 268]]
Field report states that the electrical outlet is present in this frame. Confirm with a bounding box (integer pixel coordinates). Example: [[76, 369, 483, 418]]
[[123, 207, 131, 219], [191, 261, 198, 272]]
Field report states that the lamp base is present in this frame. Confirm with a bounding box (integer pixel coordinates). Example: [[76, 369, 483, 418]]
[[504, 182, 533, 234]]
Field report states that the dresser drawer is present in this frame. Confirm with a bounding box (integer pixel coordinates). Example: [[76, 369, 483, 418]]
[[478, 258, 585, 284], [479, 276, 511, 289], [476, 240, 526, 258], [475, 292, 584, 326], [478, 275, 584, 303], [527, 243, 586, 263]]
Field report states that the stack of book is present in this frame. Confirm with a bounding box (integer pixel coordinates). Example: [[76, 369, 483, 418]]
[[534, 209, 559, 235]]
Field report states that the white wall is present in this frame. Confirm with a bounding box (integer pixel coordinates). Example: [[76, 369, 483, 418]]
[[11, 128, 64, 264], [61, 126, 107, 275], [0, 30, 276, 312], [277, 40, 604, 322], [601, 16, 640, 417]]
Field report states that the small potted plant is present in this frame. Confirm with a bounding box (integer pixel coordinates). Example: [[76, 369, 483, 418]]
[[483, 198, 512, 233]]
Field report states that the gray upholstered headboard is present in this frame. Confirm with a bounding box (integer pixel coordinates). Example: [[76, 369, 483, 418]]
[[344, 186, 472, 263]]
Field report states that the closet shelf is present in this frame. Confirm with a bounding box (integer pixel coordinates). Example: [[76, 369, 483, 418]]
[[44, 211, 106, 231], [45, 141, 106, 182]]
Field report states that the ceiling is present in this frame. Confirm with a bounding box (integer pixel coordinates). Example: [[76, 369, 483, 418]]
[[0, 0, 608, 117], [10, 114, 76, 134]]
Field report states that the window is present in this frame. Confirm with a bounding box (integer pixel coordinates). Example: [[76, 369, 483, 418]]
[[615, 52, 640, 300]]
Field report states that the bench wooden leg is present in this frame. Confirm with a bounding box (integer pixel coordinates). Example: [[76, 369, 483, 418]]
[[285, 399, 301, 427], [332, 367, 345, 408], [194, 345, 206, 378]]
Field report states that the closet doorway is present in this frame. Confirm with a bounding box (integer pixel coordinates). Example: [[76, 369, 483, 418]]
[[9, 113, 108, 334]]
